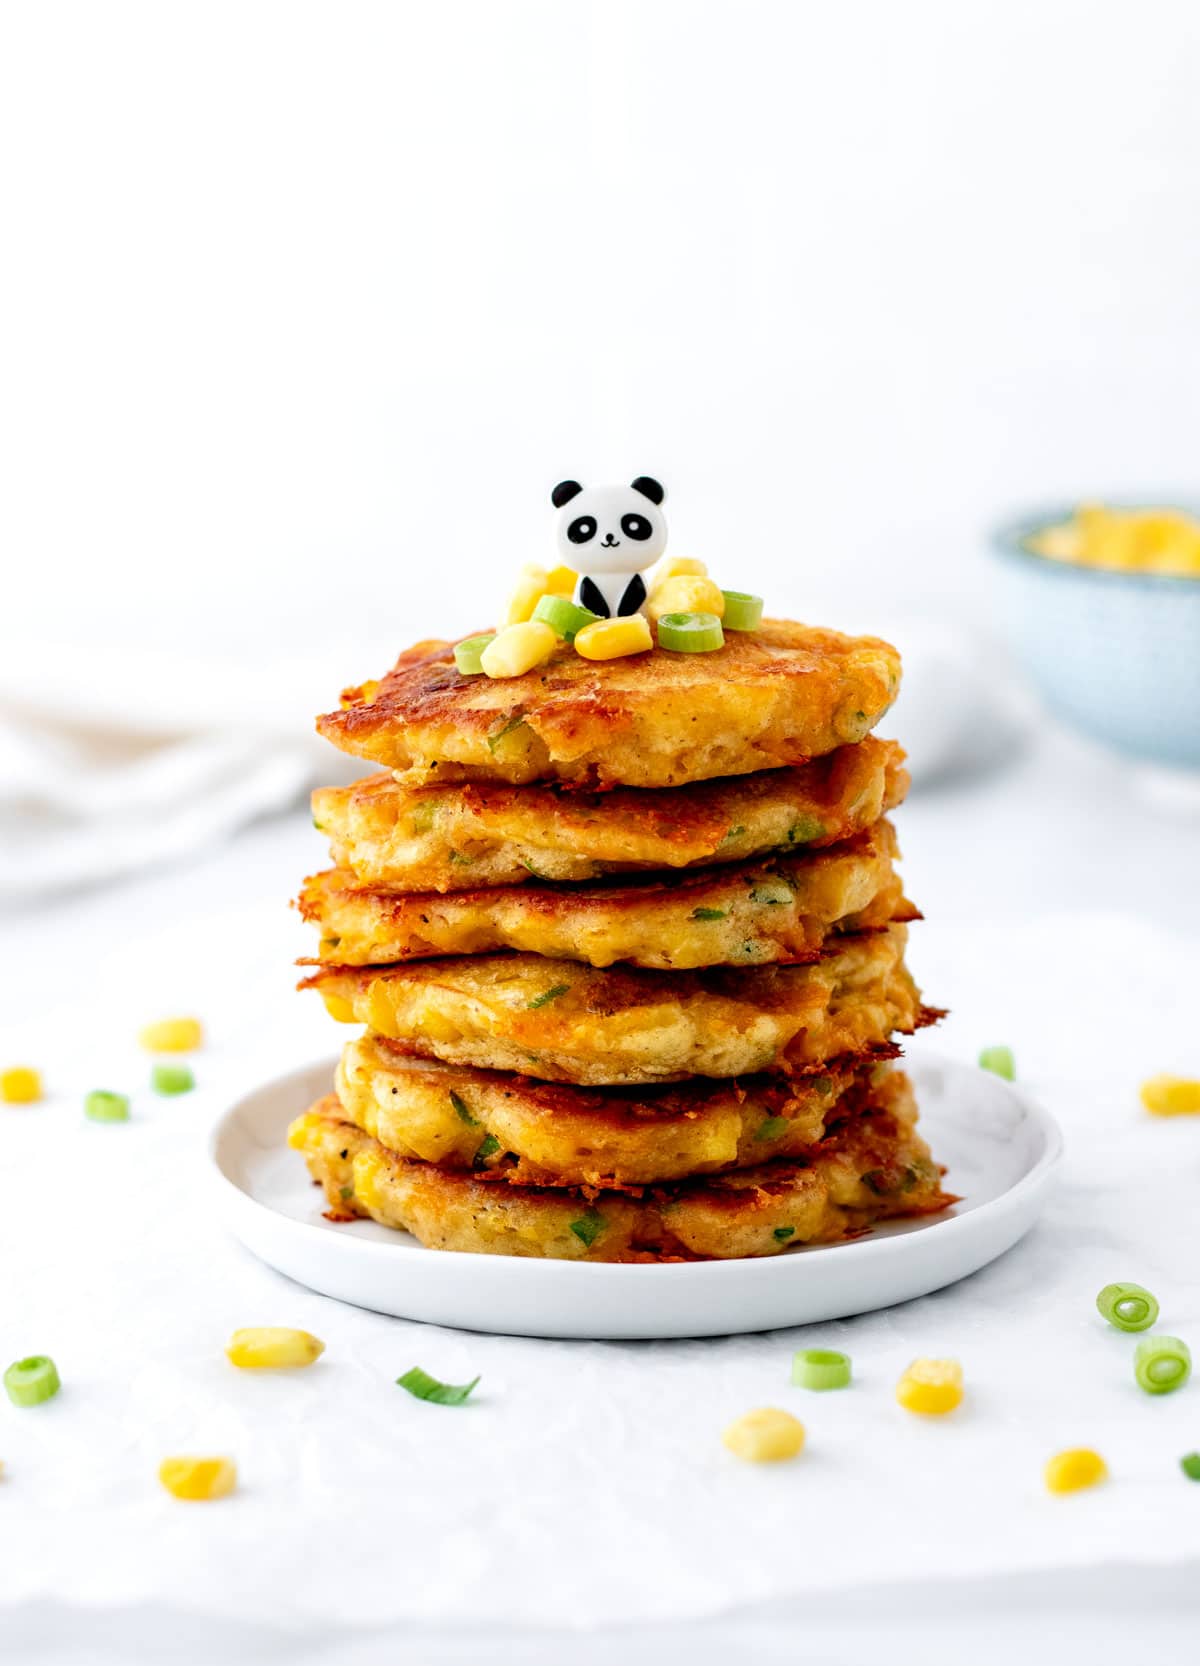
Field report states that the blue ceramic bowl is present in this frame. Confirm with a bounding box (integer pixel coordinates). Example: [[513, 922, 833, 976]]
[[989, 503, 1200, 769]]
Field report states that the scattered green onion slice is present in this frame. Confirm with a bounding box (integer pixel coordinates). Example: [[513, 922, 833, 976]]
[[721, 591, 764, 631], [4, 1355, 61, 1408], [1180, 1452, 1200, 1481], [1096, 1281, 1159, 1332], [152, 1063, 194, 1096], [978, 1045, 1016, 1081], [472, 1133, 501, 1169], [569, 1209, 605, 1248], [487, 713, 527, 752], [396, 1366, 480, 1406], [691, 906, 726, 921], [773, 1226, 795, 1242], [85, 1089, 130, 1123], [1134, 1335, 1192, 1395], [528, 983, 570, 1009], [532, 594, 599, 641], [454, 635, 495, 676], [791, 1348, 852, 1391], [656, 611, 724, 653]]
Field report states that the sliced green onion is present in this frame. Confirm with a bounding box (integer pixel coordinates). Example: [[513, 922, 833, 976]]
[[527, 983, 570, 1009], [487, 713, 527, 752], [152, 1063, 194, 1096], [773, 1226, 795, 1242], [569, 1209, 605, 1248], [786, 816, 824, 845], [1180, 1453, 1200, 1481], [1096, 1282, 1159, 1333], [750, 882, 792, 906], [454, 634, 495, 675], [690, 906, 726, 921], [449, 1091, 478, 1127], [532, 594, 598, 642], [656, 611, 724, 653], [4, 1355, 61, 1408], [396, 1366, 480, 1406], [472, 1133, 501, 1169], [791, 1348, 851, 1391], [85, 1089, 130, 1123], [1134, 1335, 1192, 1395], [756, 1115, 789, 1142], [721, 591, 763, 631], [978, 1045, 1016, 1081]]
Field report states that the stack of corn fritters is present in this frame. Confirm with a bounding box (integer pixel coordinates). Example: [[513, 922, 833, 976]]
[[289, 619, 951, 1262]]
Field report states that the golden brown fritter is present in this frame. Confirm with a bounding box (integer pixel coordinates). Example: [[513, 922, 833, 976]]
[[316, 620, 902, 788], [312, 736, 908, 893], [335, 1034, 890, 1185], [302, 924, 935, 1085], [289, 1072, 953, 1261], [299, 819, 913, 970]]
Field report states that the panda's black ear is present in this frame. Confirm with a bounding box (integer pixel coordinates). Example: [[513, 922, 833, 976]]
[[551, 480, 583, 508], [630, 475, 665, 506]]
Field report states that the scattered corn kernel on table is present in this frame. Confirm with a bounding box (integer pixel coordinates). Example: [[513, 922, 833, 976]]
[[2, 721, 1200, 1666]]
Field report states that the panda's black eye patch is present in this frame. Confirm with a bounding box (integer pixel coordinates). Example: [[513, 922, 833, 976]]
[[620, 514, 653, 541], [567, 516, 597, 545]]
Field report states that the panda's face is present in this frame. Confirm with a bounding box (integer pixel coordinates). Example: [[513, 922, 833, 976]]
[[553, 482, 667, 574]]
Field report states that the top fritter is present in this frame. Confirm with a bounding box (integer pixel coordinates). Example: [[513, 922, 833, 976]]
[[317, 619, 901, 790]]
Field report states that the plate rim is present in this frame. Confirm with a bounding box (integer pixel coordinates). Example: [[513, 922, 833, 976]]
[[208, 1050, 1064, 1283]]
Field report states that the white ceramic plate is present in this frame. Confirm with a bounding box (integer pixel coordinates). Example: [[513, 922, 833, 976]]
[[209, 1053, 1062, 1340]]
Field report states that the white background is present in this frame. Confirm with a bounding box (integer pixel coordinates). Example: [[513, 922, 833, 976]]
[[3, 0, 1200, 685]]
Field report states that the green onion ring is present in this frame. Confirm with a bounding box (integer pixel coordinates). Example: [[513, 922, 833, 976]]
[[656, 611, 724, 653], [1096, 1281, 1159, 1332], [454, 634, 496, 676], [791, 1349, 852, 1391], [1134, 1335, 1192, 1395], [532, 594, 598, 641], [4, 1355, 61, 1408], [978, 1045, 1016, 1081], [721, 591, 764, 631]]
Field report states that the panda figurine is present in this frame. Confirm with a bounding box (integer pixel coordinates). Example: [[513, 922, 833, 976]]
[[550, 477, 667, 618]]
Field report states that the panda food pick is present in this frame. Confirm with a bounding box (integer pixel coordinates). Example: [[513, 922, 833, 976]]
[[455, 477, 764, 678], [296, 499, 947, 1261]]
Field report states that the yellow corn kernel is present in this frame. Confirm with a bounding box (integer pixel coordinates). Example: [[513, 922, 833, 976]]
[[574, 614, 654, 661], [158, 1456, 237, 1501], [722, 1407, 806, 1463], [322, 993, 357, 1023], [139, 1017, 203, 1053], [1044, 1448, 1107, 1494], [645, 554, 708, 595], [896, 1357, 964, 1415], [481, 620, 558, 678], [544, 563, 577, 596], [226, 1327, 325, 1370], [1, 1067, 43, 1104], [645, 574, 726, 623], [1140, 1074, 1200, 1117], [501, 565, 552, 626]]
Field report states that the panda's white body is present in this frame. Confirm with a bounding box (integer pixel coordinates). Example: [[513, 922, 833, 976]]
[[551, 477, 667, 619]]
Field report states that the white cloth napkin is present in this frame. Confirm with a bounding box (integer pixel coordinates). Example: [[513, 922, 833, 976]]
[[0, 708, 312, 898], [2, 902, 1199, 1634]]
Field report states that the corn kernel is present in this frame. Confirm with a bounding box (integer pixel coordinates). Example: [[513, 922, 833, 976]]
[[1, 1067, 42, 1104], [481, 621, 558, 678], [574, 614, 654, 661], [645, 554, 708, 595], [139, 1017, 203, 1053], [1140, 1075, 1200, 1116], [501, 566, 553, 627], [226, 1327, 325, 1369], [322, 993, 357, 1024], [896, 1357, 964, 1415], [158, 1456, 237, 1501], [544, 564, 578, 596], [646, 574, 727, 624], [722, 1407, 806, 1463], [1044, 1448, 1107, 1494]]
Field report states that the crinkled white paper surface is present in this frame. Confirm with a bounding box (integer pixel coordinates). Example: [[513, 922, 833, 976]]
[[3, 901, 1200, 1633]]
